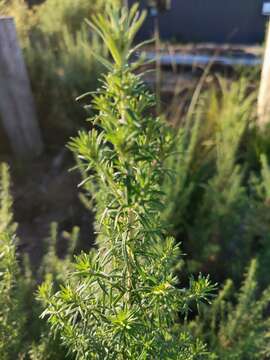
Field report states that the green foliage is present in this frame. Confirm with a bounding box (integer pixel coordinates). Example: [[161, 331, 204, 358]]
[[1, 0, 105, 146], [0, 232, 25, 359], [0, 163, 79, 359], [190, 259, 270, 359], [27, 26, 104, 141], [35, 0, 104, 37], [162, 78, 270, 283], [0, 163, 16, 235], [188, 79, 254, 277], [2, 3, 270, 359], [39, 5, 214, 359], [0, 0, 36, 44], [0, 164, 24, 359], [39, 222, 79, 285], [24, 222, 80, 360]]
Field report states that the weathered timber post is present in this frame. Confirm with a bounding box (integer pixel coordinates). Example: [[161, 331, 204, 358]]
[[0, 17, 43, 159], [258, 4, 270, 127]]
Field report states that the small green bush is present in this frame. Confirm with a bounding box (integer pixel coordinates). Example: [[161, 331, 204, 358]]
[[30, 0, 106, 142], [1, 0, 105, 146], [0, 0, 36, 45], [0, 163, 78, 359], [0, 164, 25, 359], [163, 78, 270, 285], [25, 25, 104, 143], [35, 0, 104, 37], [39, 4, 214, 359], [190, 259, 270, 360]]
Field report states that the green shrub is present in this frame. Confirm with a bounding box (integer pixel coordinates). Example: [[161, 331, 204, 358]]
[[0, 163, 79, 359], [29, 0, 106, 142], [162, 78, 270, 284], [0, 164, 16, 235], [35, 0, 104, 37], [0, 164, 25, 359], [187, 79, 254, 278], [39, 5, 215, 359], [25, 25, 104, 142], [1, 0, 106, 146], [0, 0, 36, 45], [190, 259, 270, 360]]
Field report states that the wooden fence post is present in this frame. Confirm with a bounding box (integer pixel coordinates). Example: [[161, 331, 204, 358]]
[[0, 17, 43, 159], [258, 20, 270, 127]]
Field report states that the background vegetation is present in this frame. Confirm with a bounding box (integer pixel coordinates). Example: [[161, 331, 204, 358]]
[[0, 0, 105, 148]]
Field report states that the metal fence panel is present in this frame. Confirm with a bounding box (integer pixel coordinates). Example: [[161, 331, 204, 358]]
[[131, 0, 266, 44]]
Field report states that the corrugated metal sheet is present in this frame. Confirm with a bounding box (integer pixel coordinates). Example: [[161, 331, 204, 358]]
[[131, 0, 267, 44]]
